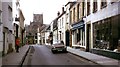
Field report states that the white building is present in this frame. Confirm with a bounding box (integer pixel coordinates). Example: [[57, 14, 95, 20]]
[[84, 0, 120, 51], [52, 19, 58, 44], [57, 7, 66, 44], [44, 26, 51, 45]]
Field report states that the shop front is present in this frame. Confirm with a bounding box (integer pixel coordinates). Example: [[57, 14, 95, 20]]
[[91, 15, 120, 60], [71, 20, 85, 48]]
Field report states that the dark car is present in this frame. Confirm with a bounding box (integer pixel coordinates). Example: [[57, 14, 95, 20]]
[[51, 41, 67, 53]]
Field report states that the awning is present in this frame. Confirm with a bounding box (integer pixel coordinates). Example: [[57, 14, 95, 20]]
[[72, 25, 84, 30]]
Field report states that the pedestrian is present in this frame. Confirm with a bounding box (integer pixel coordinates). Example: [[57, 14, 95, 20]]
[[15, 37, 20, 53]]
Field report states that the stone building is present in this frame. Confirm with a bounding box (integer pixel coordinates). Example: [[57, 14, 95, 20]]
[[25, 14, 43, 44]]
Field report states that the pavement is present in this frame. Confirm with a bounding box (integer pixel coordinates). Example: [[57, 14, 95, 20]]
[[1, 44, 120, 66], [67, 47, 120, 66], [2, 45, 30, 66]]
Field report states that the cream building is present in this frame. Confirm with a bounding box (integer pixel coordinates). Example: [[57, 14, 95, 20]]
[[69, 1, 86, 49]]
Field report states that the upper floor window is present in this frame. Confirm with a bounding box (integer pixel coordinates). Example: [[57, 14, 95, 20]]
[[101, 0, 107, 9], [73, 8, 75, 22], [93, 0, 97, 13], [82, 2, 85, 16], [70, 11, 72, 25], [77, 4, 79, 21], [87, 2, 90, 16]]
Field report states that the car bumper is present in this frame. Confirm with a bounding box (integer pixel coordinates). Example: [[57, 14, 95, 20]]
[[51, 48, 67, 53]]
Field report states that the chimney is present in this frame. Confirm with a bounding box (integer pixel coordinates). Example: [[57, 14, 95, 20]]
[[57, 11, 60, 16]]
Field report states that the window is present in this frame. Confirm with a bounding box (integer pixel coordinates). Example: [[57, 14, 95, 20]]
[[82, 2, 85, 16], [70, 11, 72, 25], [73, 8, 75, 22], [87, 2, 90, 15], [93, 0, 97, 13], [101, 0, 107, 9], [77, 4, 79, 21]]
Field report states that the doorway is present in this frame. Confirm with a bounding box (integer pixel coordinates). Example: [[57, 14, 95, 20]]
[[86, 24, 91, 52], [66, 30, 70, 46], [3, 32, 5, 56]]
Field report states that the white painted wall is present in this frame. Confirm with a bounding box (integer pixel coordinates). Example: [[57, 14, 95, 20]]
[[53, 30, 57, 44], [57, 13, 66, 44]]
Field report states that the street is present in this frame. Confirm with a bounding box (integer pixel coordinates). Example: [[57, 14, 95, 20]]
[[22, 45, 97, 66]]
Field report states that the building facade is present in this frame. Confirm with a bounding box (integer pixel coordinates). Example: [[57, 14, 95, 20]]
[[69, 1, 86, 49], [13, 0, 25, 47], [19, 9, 25, 46], [52, 18, 58, 44], [0, 0, 3, 58], [65, 2, 76, 47], [83, 0, 120, 52], [57, 7, 66, 45], [2, 1, 14, 55]]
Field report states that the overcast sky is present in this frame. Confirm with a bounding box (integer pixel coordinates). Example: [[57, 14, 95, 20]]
[[19, 0, 76, 25]]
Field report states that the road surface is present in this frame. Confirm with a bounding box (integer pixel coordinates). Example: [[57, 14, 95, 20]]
[[23, 45, 98, 66]]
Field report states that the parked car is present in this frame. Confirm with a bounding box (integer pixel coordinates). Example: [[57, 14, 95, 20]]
[[51, 40, 67, 53]]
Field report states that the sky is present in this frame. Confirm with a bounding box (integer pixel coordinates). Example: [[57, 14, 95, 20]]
[[19, 0, 76, 25]]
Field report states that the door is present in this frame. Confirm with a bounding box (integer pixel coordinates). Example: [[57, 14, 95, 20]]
[[3, 32, 5, 56], [86, 24, 91, 52], [66, 30, 70, 46]]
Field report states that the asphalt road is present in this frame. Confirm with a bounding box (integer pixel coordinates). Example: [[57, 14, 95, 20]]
[[23, 45, 97, 66]]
